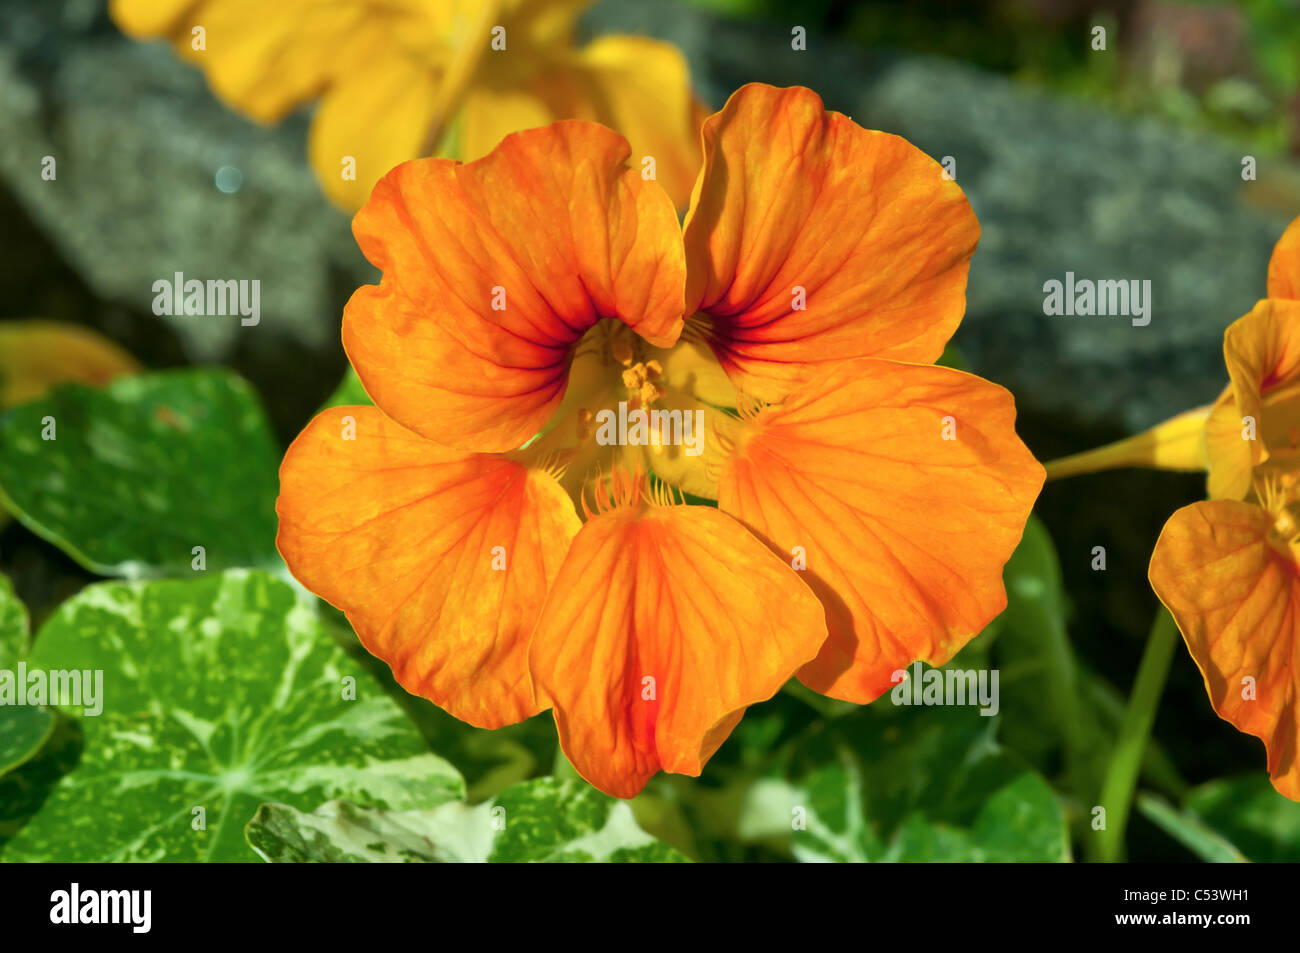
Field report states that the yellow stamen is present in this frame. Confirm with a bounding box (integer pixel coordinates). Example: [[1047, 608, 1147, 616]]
[[1256, 471, 1300, 563], [621, 364, 645, 390]]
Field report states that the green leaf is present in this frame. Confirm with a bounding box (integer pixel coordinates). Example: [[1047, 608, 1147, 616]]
[[246, 777, 689, 862], [1184, 775, 1300, 863], [0, 573, 55, 777], [320, 610, 556, 803], [0, 717, 82, 853], [3, 570, 463, 862], [0, 572, 26, 666], [743, 706, 1070, 862], [0, 370, 280, 577], [1135, 792, 1247, 863], [995, 515, 1107, 799]]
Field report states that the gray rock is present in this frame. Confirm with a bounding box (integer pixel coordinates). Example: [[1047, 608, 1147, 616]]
[[0, 0, 367, 363]]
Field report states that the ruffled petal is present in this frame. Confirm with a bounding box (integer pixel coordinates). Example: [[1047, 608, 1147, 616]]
[[276, 406, 580, 728], [528, 473, 827, 797], [1221, 298, 1300, 483], [527, 35, 704, 210], [344, 122, 686, 453], [1267, 213, 1300, 301], [1149, 501, 1300, 800], [682, 83, 980, 402], [718, 359, 1043, 703]]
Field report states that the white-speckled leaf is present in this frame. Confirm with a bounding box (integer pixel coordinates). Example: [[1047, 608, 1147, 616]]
[[0, 572, 26, 667], [739, 707, 1069, 863], [246, 778, 689, 863], [0, 369, 280, 577], [3, 570, 463, 861], [0, 572, 54, 777]]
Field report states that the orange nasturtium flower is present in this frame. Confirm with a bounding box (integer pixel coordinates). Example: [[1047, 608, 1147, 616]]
[[1053, 213, 1300, 800], [1149, 293, 1300, 801], [109, 0, 703, 211], [276, 84, 1044, 798]]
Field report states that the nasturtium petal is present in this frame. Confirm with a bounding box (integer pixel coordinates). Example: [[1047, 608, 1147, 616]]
[[529, 485, 828, 798], [1205, 385, 1254, 500], [0, 573, 54, 778], [112, 0, 457, 209], [277, 407, 580, 729], [246, 777, 687, 862], [682, 83, 980, 402], [110, 0, 446, 124], [0, 320, 140, 408], [345, 122, 687, 453], [530, 35, 703, 211], [0, 369, 279, 577], [111, 1, 704, 211], [1221, 298, 1300, 484], [718, 359, 1044, 704], [1149, 500, 1300, 801], [456, 86, 556, 180], [4, 570, 465, 862], [308, 53, 443, 212], [107, 0, 194, 37], [1268, 213, 1300, 301]]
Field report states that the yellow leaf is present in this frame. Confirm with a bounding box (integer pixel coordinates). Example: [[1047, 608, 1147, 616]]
[[0, 320, 140, 408]]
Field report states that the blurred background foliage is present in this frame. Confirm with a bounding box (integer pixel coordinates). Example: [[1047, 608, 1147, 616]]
[[687, 0, 1300, 153], [3, 0, 1300, 862]]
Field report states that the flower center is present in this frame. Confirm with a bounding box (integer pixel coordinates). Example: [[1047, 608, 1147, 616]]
[[517, 319, 730, 511], [1258, 472, 1300, 565]]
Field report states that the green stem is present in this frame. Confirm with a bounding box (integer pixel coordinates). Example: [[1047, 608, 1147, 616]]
[[1090, 607, 1180, 863]]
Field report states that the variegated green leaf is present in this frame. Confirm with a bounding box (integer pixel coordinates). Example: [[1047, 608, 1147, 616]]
[[0, 572, 25, 666], [0, 369, 280, 577], [0, 572, 55, 777], [0, 718, 82, 851], [247, 778, 689, 863], [3, 570, 462, 861], [737, 707, 1069, 863]]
